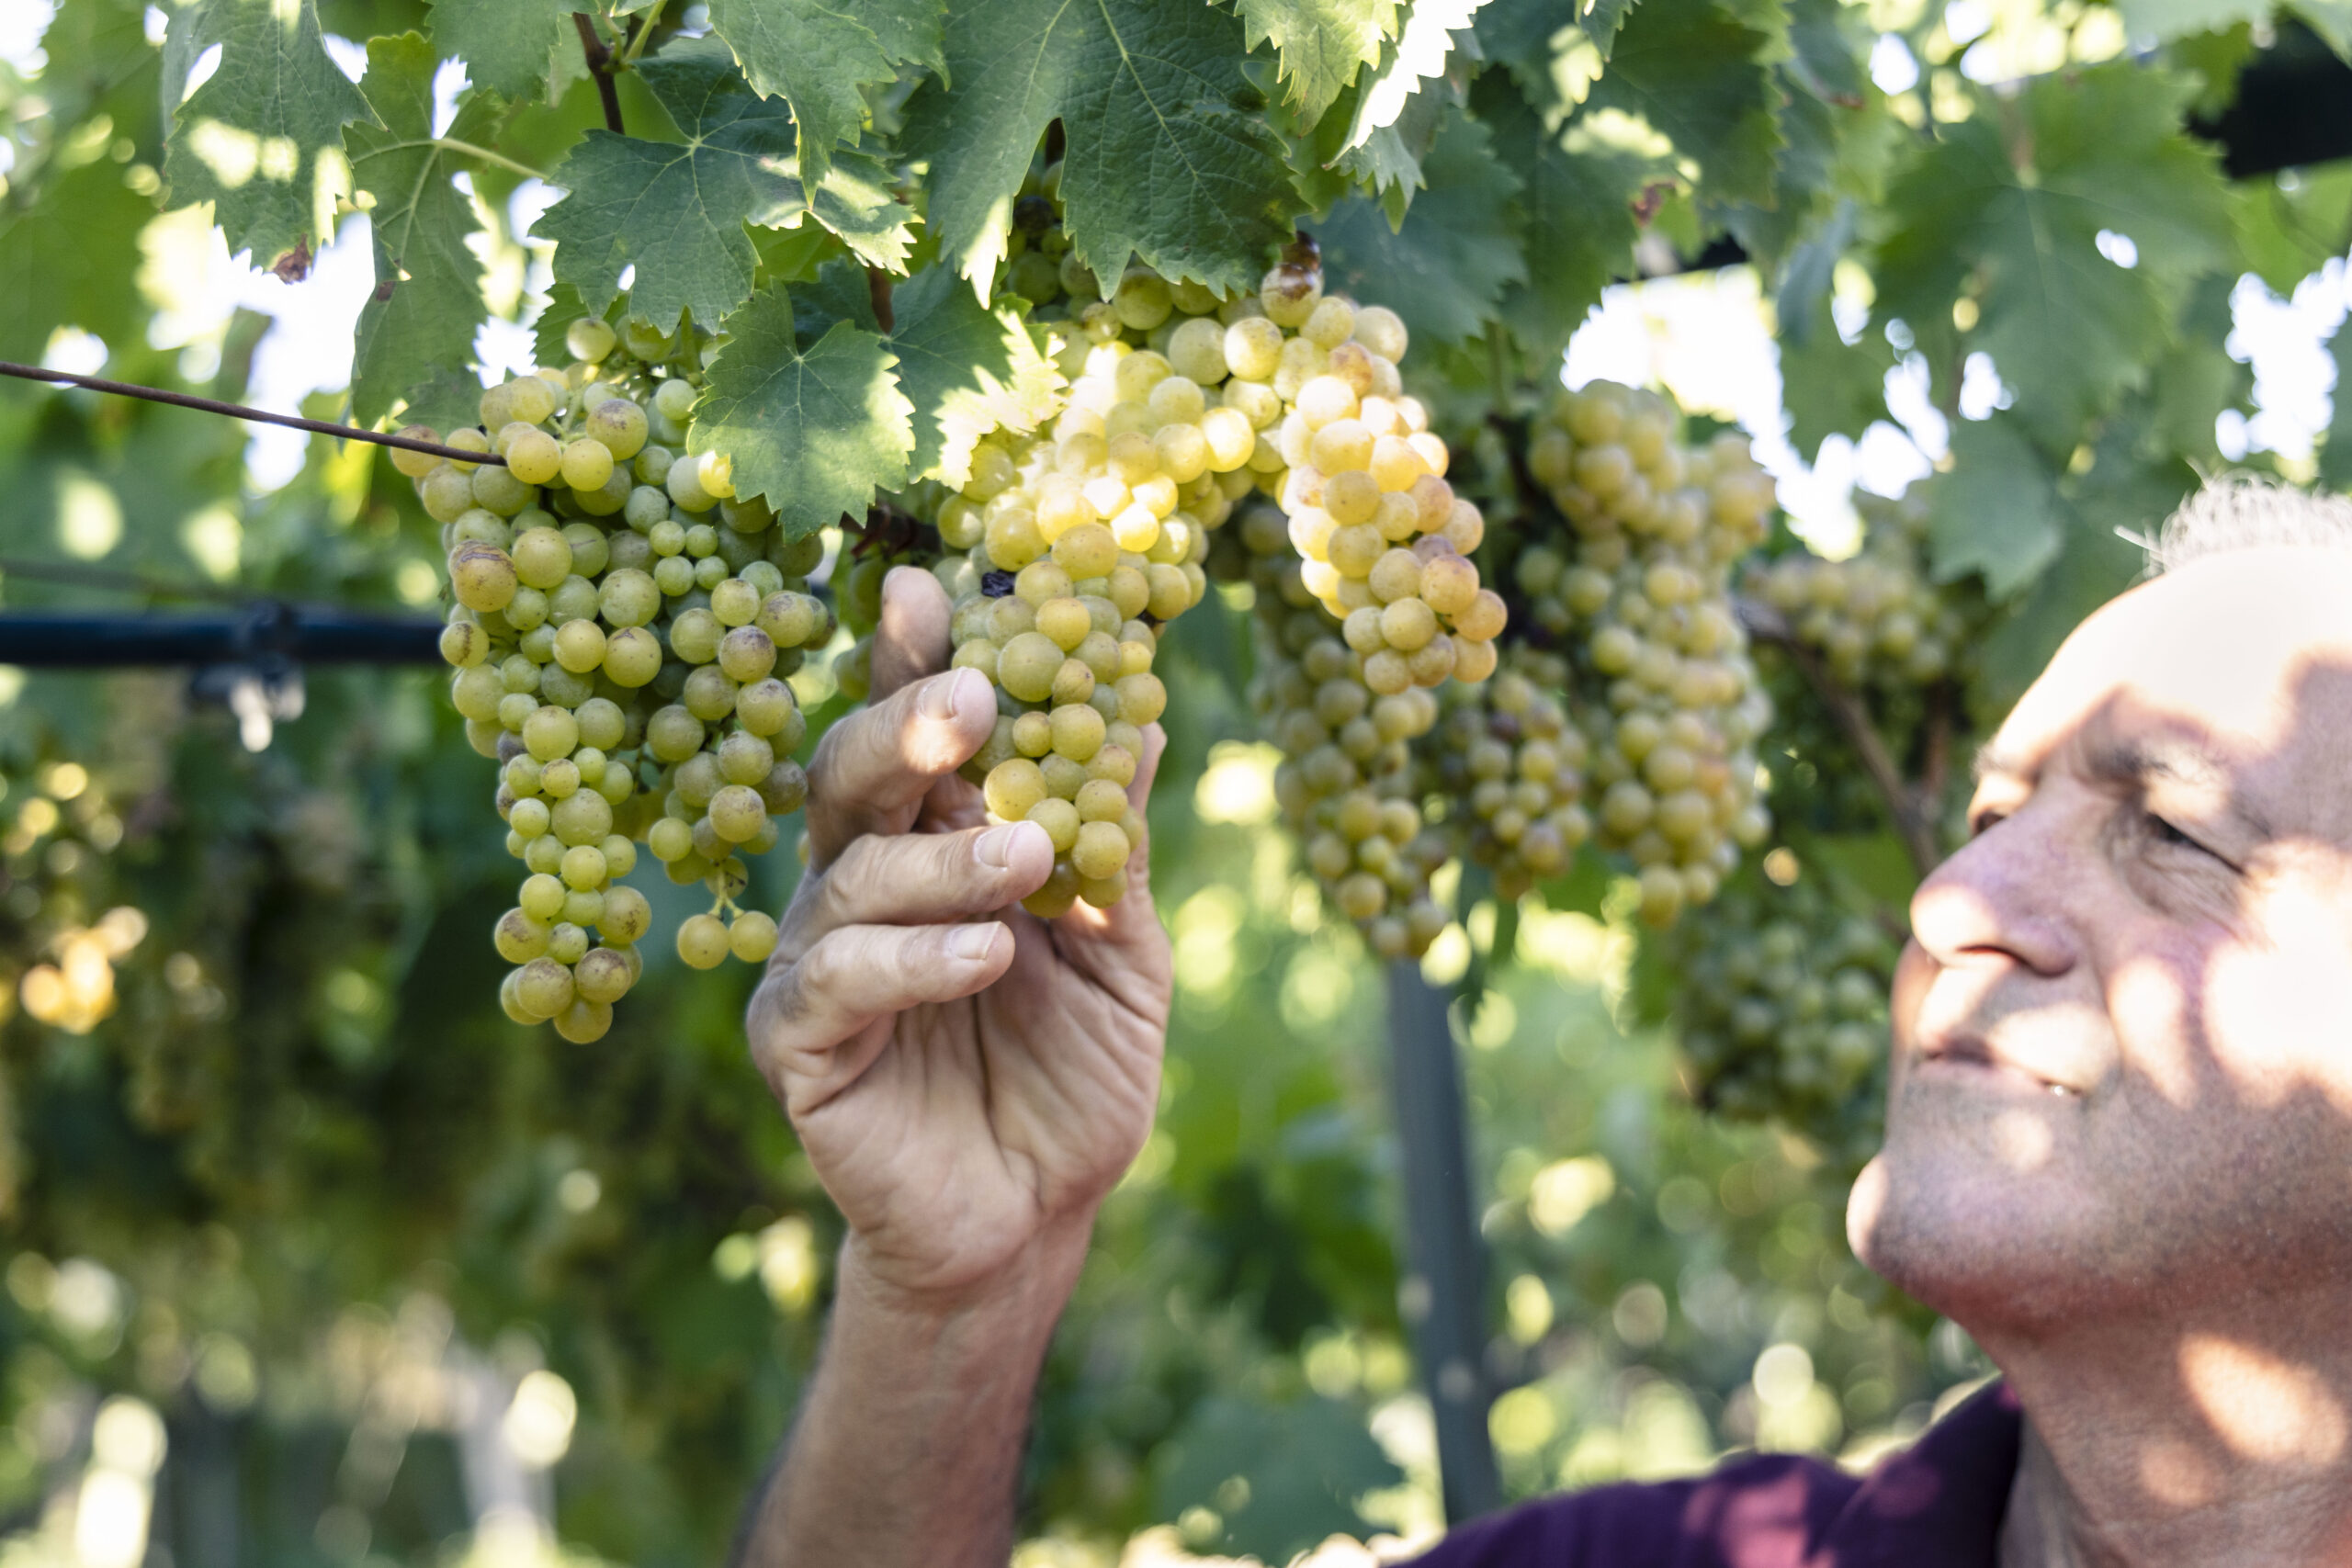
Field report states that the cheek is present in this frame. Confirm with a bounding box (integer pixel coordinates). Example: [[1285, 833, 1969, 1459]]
[[2201, 891, 2352, 1112], [2109, 951, 2207, 1106]]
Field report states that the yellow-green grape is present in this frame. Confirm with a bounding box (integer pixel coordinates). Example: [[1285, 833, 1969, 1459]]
[[1663, 865, 1895, 1171], [554, 997, 615, 1043], [392, 426, 443, 479], [729, 910, 779, 963], [1422, 657, 1591, 900], [677, 911, 729, 969], [1745, 491, 1978, 691], [1510, 380, 1775, 925]]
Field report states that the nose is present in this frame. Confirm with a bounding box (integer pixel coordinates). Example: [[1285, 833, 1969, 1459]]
[[1908, 814, 2077, 978]]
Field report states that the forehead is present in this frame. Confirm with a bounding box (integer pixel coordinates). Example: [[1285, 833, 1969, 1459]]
[[1993, 547, 2352, 807]]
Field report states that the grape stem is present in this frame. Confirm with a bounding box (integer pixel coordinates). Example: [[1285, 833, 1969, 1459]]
[[0, 361, 510, 467], [574, 12, 627, 135], [1736, 596, 1940, 880], [619, 0, 667, 65]]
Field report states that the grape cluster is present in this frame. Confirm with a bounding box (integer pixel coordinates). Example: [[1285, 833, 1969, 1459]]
[[401, 312, 830, 1040], [1512, 381, 1774, 926], [1663, 866, 1896, 1167], [1236, 502, 1450, 957], [1745, 491, 1974, 690], [1419, 651, 1591, 902], [927, 259, 1267, 917]]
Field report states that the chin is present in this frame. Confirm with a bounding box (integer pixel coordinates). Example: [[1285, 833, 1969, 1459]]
[[1847, 1115, 2116, 1335]]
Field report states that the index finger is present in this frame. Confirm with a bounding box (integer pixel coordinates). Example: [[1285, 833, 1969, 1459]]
[[804, 665, 994, 868]]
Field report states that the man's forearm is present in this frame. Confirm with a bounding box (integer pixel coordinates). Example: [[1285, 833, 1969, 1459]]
[[733, 1219, 1093, 1568]]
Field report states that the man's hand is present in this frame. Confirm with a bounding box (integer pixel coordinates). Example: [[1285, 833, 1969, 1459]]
[[747, 565, 1175, 1308]]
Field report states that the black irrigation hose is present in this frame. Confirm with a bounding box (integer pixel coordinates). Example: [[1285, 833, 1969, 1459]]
[[0, 606, 443, 668]]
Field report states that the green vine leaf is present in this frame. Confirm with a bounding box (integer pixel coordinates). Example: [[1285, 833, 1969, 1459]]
[[704, 0, 946, 186], [887, 267, 1065, 486], [1477, 74, 1649, 363], [0, 159, 156, 361], [1319, 106, 1526, 348], [1582, 0, 1782, 208], [162, 0, 379, 272], [904, 0, 1303, 299], [1872, 64, 2233, 447], [423, 0, 577, 105], [535, 39, 915, 337], [1235, 0, 1399, 120], [1927, 417, 2063, 599], [346, 34, 498, 428], [690, 287, 913, 537]]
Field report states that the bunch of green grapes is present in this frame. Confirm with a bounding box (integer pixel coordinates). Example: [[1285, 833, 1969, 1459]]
[[1419, 650, 1591, 902], [395, 312, 831, 1040], [1250, 243, 1508, 694], [926, 262, 1265, 918], [1745, 491, 1977, 690], [1512, 381, 1774, 926], [1236, 502, 1449, 957], [1662, 866, 1896, 1168]]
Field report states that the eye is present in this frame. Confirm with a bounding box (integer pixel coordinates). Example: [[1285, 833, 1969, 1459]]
[[2145, 811, 2222, 864]]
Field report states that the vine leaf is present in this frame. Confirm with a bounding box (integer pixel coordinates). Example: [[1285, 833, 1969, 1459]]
[[1235, 0, 1399, 120], [535, 38, 916, 337], [704, 0, 946, 187], [0, 158, 156, 361], [904, 0, 1303, 299], [1926, 417, 2062, 599], [1478, 74, 1649, 362], [1319, 106, 1526, 348], [162, 0, 379, 273], [1340, 0, 1488, 156], [1873, 64, 2233, 447], [423, 0, 576, 104], [1583, 0, 1782, 208], [887, 267, 1065, 486], [1774, 201, 1894, 461], [690, 287, 912, 538], [346, 33, 497, 428]]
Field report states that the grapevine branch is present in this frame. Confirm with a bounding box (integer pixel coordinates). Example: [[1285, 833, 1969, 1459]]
[[0, 362, 509, 467], [1736, 595, 1939, 879], [574, 13, 626, 135]]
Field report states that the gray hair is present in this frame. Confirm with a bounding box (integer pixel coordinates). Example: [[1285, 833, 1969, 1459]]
[[2146, 472, 2352, 575]]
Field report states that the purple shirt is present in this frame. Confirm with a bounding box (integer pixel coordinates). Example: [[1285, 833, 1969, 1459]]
[[1406, 1381, 2022, 1568]]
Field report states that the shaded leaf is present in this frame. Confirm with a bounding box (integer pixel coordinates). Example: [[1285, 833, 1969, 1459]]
[[163, 0, 379, 268], [1582, 0, 1781, 206], [1872, 65, 2232, 447], [1320, 105, 1526, 347], [688, 288, 911, 536], [424, 0, 576, 104], [346, 33, 497, 427], [1478, 73, 1648, 360], [0, 158, 156, 360], [535, 39, 914, 337], [904, 0, 1303, 298], [1926, 417, 2063, 599], [704, 0, 946, 186]]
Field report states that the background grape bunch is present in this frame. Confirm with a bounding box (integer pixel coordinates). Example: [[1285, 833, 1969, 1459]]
[[401, 314, 827, 1039]]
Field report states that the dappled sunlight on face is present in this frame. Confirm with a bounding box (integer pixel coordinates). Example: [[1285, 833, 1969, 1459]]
[[1859, 548, 2352, 1333]]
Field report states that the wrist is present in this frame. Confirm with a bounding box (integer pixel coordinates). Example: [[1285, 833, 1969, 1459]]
[[837, 1208, 1097, 1333]]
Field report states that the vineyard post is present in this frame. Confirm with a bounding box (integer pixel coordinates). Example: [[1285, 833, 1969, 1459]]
[[1385, 963, 1503, 1522]]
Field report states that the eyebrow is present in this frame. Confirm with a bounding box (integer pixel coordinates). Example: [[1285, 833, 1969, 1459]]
[[1972, 738, 2277, 843]]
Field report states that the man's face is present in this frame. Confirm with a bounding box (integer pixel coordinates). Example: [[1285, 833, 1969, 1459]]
[[1850, 547, 2352, 1330]]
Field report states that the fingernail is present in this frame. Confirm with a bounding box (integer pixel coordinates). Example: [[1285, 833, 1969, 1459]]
[[976, 823, 1026, 868], [951, 922, 1000, 963], [919, 668, 973, 721]]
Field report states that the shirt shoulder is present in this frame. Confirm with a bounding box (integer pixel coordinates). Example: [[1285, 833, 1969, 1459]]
[[1395, 1450, 1859, 1568], [1394, 1379, 2022, 1568]]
